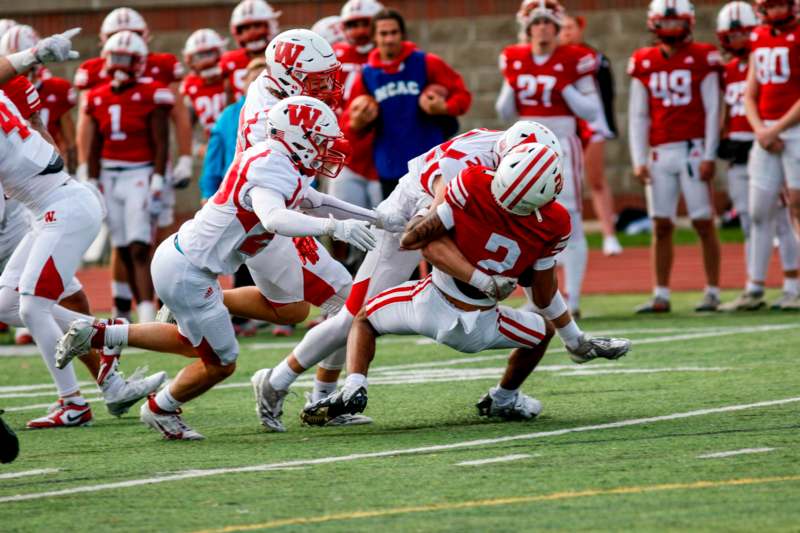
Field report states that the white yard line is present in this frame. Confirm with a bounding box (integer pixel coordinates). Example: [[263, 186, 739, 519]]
[[1, 396, 798, 503], [0, 468, 61, 480], [697, 448, 776, 459], [456, 454, 534, 466], [0, 367, 728, 406]]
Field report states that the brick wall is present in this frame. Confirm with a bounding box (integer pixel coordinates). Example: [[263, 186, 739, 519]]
[[9, 0, 728, 215]]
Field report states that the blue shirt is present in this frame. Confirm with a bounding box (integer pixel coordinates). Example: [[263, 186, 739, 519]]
[[361, 50, 446, 181], [199, 96, 245, 200]]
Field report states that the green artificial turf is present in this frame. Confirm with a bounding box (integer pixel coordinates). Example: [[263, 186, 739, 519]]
[[0, 291, 797, 532]]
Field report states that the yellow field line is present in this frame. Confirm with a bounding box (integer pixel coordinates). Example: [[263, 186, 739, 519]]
[[193, 475, 800, 532]]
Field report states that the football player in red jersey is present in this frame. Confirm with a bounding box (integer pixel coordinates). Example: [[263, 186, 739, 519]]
[[180, 29, 228, 154], [74, 7, 193, 321], [558, 14, 623, 257], [716, 2, 800, 311], [628, 0, 723, 313], [0, 25, 77, 173], [496, 0, 610, 317], [84, 31, 173, 324], [742, 0, 800, 310], [220, 0, 281, 101], [303, 143, 631, 424]]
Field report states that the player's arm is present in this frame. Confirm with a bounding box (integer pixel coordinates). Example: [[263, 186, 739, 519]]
[[628, 77, 651, 183], [699, 72, 721, 180], [423, 53, 472, 116], [28, 112, 57, 148], [149, 106, 170, 178], [250, 186, 376, 252], [299, 188, 404, 232], [0, 28, 81, 83], [59, 112, 77, 174], [741, 52, 783, 152], [495, 80, 518, 123], [75, 93, 94, 178]]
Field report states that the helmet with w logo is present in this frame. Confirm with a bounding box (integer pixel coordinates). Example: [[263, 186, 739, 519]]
[[491, 142, 563, 216], [264, 29, 342, 107], [102, 30, 148, 87], [266, 95, 348, 178]]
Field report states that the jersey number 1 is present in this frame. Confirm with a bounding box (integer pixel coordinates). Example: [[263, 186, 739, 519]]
[[108, 104, 127, 141]]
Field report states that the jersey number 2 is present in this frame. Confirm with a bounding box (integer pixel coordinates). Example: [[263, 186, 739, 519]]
[[478, 233, 521, 273]]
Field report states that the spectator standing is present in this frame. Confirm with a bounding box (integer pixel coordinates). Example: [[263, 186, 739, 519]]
[[344, 9, 472, 198]]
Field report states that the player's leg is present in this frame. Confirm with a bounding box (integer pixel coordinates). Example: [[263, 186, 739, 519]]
[[771, 202, 800, 309], [122, 168, 157, 322], [301, 277, 436, 426], [681, 154, 721, 311], [636, 146, 680, 313], [584, 139, 622, 255], [110, 249, 133, 321], [557, 135, 588, 316], [327, 167, 370, 268], [475, 306, 553, 420], [20, 182, 102, 428], [100, 172, 133, 320]]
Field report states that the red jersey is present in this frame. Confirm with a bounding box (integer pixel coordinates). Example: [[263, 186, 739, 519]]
[[0, 76, 41, 119], [219, 48, 252, 100], [628, 42, 722, 146], [180, 74, 226, 137], [723, 56, 751, 137], [85, 80, 175, 163], [333, 42, 376, 180], [750, 23, 800, 120], [500, 44, 597, 118], [74, 53, 184, 91], [445, 166, 571, 280], [36, 75, 76, 143]]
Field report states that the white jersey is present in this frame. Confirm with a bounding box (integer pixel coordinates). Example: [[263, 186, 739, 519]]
[[237, 73, 279, 153], [177, 144, 314, 275], [405, 128, 501, 197], [0, 90, 67, 213]]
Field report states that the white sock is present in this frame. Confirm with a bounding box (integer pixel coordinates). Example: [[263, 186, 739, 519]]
[[746, 281, 764, 295], [783, 278, 799, 296], [112, 281, 133, 300], [654, 286, 670, 300], [490, 385, 518, 406], [137, 301, 155, 323], [154, 385, 182, 413], [52, 304, 94, 332], [269, 359, 299, 392], [705, 286, 720, 298], [104, 324, 129, 347], [63, 395, 87, 406], [312, 378, 338, 403], [561, 213, 587, 311], [557, 320, 583, 350], [344, 372, 367, 393]]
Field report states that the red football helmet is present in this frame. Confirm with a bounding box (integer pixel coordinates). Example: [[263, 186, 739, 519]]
[[754, 0, 797, 27], [647, 0, 695, 43]]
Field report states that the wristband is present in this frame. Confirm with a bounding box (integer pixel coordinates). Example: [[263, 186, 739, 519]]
[[469, 269, 492, 293], [6, 49, 38, 74], [539, 291, 568, 320], [436, 202, 455, 230]]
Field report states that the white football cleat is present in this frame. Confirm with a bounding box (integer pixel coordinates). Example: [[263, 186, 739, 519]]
[[602, 235, 623, 256], [55, 319, 102, 369], [155, 305, 176, 324], [476, 390, 542, 420], [251, 368, 288, 432], [104, 367, 168, 417], [27, 400, 92, 429], [139, 397, 204, 440]]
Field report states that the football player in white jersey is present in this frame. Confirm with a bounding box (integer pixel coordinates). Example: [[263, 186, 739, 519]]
[[249, 121, 578, 432], [0, 29, 166, 428], [55, 96, 395, 440]]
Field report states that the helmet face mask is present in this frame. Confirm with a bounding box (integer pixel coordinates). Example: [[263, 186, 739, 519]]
[[235, 21, 271, 52], [102, 31, 148, 89], [184, 29, 227, 80], [340, 0, 384, 47]]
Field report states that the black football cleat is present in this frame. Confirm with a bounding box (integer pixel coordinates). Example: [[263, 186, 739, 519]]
[[301, 387, 368, 426]]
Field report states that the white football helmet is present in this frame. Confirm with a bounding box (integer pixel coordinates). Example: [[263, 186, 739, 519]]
[[102, 30, 148, 87], [341, 0, 385, 22], [184, 29, 228, 79], [230, 0, 281, 53], [267, 95, 347, 178], [647, 0, 695, 42], [0, 24, 39, 55], [717, 2, 758, 53], [494, 121, 562, 161], [753, 0, 796, 26], [517, 0, 566, 32], [263, 29, 342, 106], [312, 16, 346, 46], [491, 142, 563, 216], [100, 7, 149, 43], [0, 19, 18, 39]]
